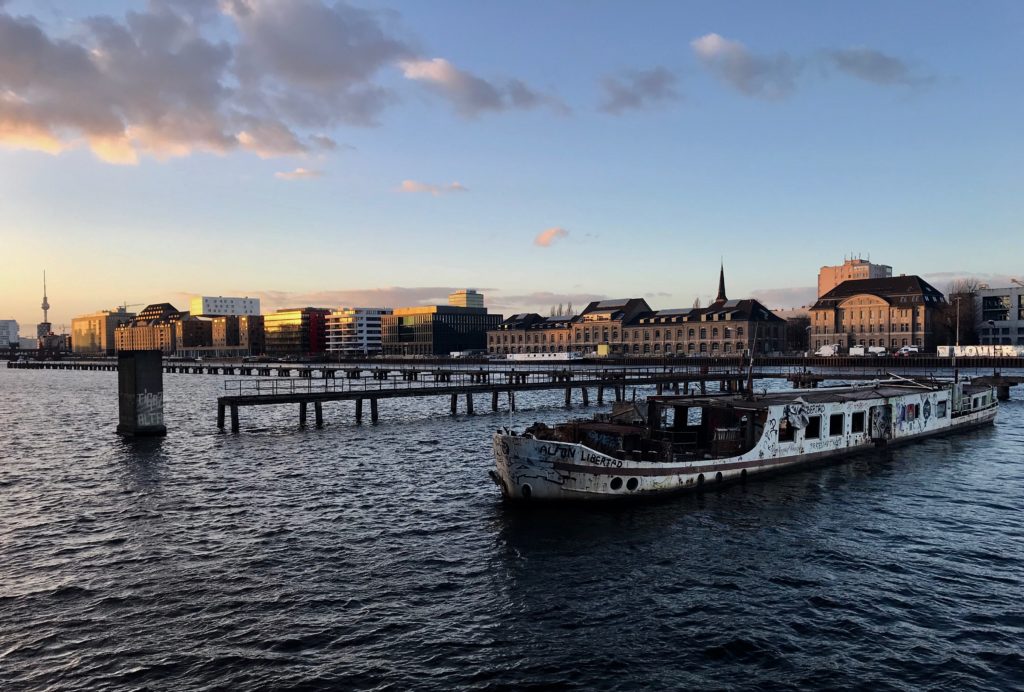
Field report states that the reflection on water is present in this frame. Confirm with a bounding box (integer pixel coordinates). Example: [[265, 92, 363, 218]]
[[0, 369, 1022, 690]]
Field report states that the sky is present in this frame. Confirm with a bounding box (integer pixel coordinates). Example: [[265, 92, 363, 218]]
[[1, 0, 1022, 332]]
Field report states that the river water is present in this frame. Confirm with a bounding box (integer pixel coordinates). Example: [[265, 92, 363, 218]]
[[1, 369, 1022, 690]]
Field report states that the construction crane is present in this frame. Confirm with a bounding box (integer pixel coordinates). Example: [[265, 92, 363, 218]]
[[121, 302, 144, 311]]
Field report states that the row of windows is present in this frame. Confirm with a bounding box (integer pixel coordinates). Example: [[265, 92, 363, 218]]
[[779, 404, 946, 442], [490, 326, 757, 344]]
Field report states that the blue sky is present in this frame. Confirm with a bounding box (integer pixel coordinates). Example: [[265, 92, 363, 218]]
[[1, 0, 1022, 330]]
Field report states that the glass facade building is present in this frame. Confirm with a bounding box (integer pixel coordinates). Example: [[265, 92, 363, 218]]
[[264, 308, 329, 356], [381, 306, 502, 355]]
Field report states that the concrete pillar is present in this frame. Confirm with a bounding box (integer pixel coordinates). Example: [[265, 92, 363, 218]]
[[598, 386, 604, 405], [370, 398, 379, 424], [451, 393, 458, 415], [466, 393, 474, 415], [315, 401, 323, 427], [565, 387, 572, 407], [582, 387, 590, 406], [510, 391, 517, 412], [116, 350, 167, 437], [217, 402, 225, 430], [492, 391, 499, 411], [299, 402, 308, 427], [230, 404, 239, 433], [356, 398, 363, 425]]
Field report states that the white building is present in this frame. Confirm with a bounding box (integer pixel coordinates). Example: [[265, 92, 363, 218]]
[[0, 320, 18, 346], [976, 285, 1024, 346], [326, 308, 392, 356], [189, 296, 261, 317], [448, 289, 484, 309]]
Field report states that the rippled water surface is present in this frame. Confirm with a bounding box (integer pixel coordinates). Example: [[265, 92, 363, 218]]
[[1, 369, 1022, 690]]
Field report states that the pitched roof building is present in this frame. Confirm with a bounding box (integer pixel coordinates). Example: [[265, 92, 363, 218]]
[[487, 268, 786, 356], [809, 275, 949, 352]]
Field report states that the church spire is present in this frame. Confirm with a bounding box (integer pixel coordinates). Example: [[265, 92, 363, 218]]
[[716, 261, 727, 303]]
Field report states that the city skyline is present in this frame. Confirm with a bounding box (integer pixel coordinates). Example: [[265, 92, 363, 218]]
[[2, 1, 1023, 328]]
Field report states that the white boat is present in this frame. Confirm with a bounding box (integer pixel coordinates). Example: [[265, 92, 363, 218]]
[[491, 378, 998, 501]]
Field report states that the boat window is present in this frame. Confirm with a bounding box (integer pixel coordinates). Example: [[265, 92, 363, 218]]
[[937, 400, 947, 418], [829, 413, 844, 436], [778, 418, 795, 442], [805, 416, 821, 439], [851, 411, 865, 433]]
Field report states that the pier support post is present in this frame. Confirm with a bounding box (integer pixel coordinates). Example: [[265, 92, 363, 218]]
[[466, 393, 474, 416], [451, 393, 458, 415], [997, 385, 1011, 401], [598, 386, 604, 405], [230, 404, 239, 433], [356, 398, 363, 425], [674, 382, 680, 394], [116, 350, 166, 437], [492, 391, 499, 411], [700, 381, 707, 395], [582, 387, 590, 406], [656, 383, 663, 395], [217, 402, 225, 430], [615, 386, 623, 402], [370, 398, 379, 424], [315, 402, 323, 428], [509, 391, 516, 412], [299, 402, 307, 428], [565, 387, 572, 407]]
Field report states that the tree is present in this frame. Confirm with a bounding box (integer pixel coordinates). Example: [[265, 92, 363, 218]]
[[784, 316, 811, 352], [565, 302, 574, 316], [945, 278, 981, 345], [692, 296, 702, 309]]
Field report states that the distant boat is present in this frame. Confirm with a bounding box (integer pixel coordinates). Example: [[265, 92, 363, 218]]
[[505, 352, 585, 362], [490, 378, 998, 501]]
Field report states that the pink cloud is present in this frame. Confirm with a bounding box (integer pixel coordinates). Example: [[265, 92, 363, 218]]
[[534, 227, 569, 247], [398, 179, 467, 196]]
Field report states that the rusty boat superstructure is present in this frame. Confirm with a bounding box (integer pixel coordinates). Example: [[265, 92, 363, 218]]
[[491, 378, 998, 501]]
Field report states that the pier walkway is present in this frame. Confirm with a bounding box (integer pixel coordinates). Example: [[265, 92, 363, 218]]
[[216, 366, 751, 431]]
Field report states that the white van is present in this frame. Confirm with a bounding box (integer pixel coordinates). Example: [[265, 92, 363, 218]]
[[867, 346, 888, 357], [814, 344, 841, 357], [895, 345, 920, 357]]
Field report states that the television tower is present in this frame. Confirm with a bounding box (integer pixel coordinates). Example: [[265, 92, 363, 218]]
[[41, 270, 50, 323], [37, 270, 52, 340]]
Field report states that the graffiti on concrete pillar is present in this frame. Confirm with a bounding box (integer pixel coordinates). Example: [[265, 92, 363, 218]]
[[137, 390, 164, 427]]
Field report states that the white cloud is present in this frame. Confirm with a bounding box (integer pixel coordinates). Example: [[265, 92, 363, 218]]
[[274, 167, 323, 180], [400, 57, 567, 117], [398, 179, 468, 196], [691, 33, 801, 100], [599, 67, 680, 114], [534, 227, 569, 247]]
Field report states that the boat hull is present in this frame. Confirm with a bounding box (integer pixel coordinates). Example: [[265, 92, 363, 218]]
[[492, 406, 997, 502]]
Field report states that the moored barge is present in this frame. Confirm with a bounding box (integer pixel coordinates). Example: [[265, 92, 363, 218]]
[[491, 378, 998, 501]]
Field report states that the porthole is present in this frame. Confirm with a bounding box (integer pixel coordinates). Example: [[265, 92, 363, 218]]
[[610, 477, 623, 490], [626, 477, 639, 491]]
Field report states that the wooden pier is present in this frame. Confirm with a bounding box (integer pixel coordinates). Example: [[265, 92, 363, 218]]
[[215, 366, 751, 432]]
